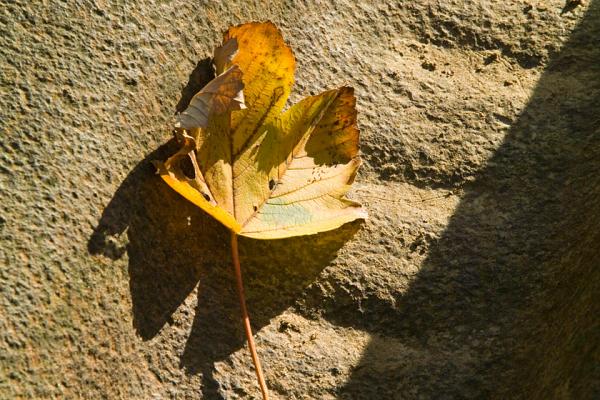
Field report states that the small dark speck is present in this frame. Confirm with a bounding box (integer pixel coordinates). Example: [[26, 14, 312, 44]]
[[269, 179, 276, 190], [202, 193, 210, 201], [484, 53, 499, 65], [124, 77, 137, 86], [421, 61, 436, 71], [278, 320, 301, 333], [493, 113, 513, 126], [253, 205, 258, 211]]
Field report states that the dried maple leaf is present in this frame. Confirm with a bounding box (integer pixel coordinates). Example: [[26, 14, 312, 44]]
[[154, 21, 367, 399], [157, 21, 366, 239]]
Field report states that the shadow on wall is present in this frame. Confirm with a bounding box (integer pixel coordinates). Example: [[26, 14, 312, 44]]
[[88, 58, 362, 398], [336, 2, 600, 399]]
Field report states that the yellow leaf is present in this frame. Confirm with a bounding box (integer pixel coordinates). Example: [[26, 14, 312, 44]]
[[155, 21, 367, 239]]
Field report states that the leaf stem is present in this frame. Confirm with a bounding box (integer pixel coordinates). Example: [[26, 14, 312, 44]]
[[230, 231, 270, 400]]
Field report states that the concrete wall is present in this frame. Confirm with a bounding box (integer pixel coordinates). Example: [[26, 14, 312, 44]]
[[1, 1, 598, 398]]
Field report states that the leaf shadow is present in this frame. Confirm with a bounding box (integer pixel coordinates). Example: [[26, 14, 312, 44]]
[[88, 140, 219, 339], [88, 56, 363, 399], [89, 57, 218, 340], [180, 222, 361, 398]]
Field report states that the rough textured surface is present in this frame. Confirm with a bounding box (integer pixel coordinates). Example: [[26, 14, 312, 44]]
[[1, 1, 599, 399]]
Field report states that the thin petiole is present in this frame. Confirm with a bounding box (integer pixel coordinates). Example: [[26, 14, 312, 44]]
[[230, 231, 270, 400]]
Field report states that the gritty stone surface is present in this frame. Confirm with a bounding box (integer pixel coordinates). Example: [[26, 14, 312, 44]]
[[1, 0, 599, 399]]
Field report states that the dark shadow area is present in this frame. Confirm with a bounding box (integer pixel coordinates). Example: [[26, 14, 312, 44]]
[[88, 57, 220, 341], [332, 3, 600, 399], [88, 141, 211, 339], [561, 0, 584, 16], [89, 57, 362, 399], [179, 222, 360, 398], [175, 57, 215, 114]]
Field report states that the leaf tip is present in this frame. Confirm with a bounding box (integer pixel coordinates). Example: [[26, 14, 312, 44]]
[[213, 37, 239, 75], [356, 207, 369, 220]]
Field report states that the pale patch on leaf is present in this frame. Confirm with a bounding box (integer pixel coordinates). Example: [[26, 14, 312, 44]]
[[213, 38, 239, 75], [175, 64, 246, 130]]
